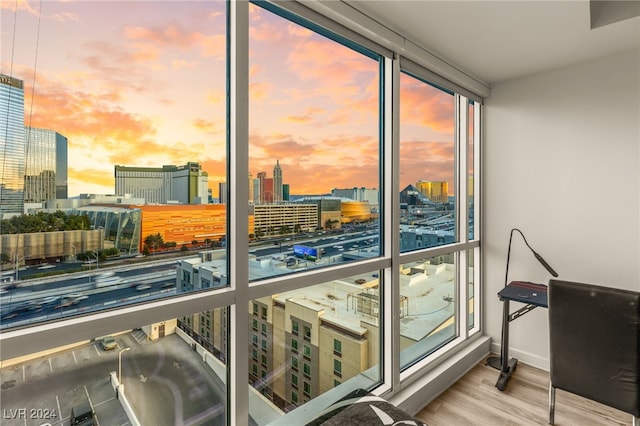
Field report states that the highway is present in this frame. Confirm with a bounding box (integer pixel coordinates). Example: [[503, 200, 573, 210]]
[[0, 227, 381, 330], [0, 261, 179, 329]]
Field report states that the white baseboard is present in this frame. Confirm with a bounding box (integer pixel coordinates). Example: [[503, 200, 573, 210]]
[[390, 335, 491, 416], [490, 341, 550, 372]]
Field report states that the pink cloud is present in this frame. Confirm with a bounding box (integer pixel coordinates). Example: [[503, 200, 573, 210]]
[[399, 140, 455, 189], [400, 75, 455, 134]]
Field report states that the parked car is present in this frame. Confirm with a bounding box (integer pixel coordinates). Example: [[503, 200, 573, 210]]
[[100, 336, 117, 351], [70, 400, 95, 425], [135, 284, 151, 291]]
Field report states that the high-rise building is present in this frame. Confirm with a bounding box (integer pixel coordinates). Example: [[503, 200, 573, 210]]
[[263, 178, 274, 203], [416, 180, 449, 203], [24, 127, 68, 202], [248, 173, 254, 205], [252, 177, 261, 205], [0, 74, 26, 217], [273, 160, 283, 203], [257, 171, 267, 204], [114, 162, 208, 204], [331, 187, 379, 209], [218, 182, 227, 204], [253, 203, 318, 237]]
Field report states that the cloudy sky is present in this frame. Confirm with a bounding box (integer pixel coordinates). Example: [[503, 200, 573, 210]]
[[2, 1, 454, 198]]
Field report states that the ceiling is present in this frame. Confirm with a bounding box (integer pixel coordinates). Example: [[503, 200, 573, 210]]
[[344, 0, 640, 85]]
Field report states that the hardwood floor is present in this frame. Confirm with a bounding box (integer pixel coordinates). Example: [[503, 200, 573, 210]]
[[415, 357, 631, 426]]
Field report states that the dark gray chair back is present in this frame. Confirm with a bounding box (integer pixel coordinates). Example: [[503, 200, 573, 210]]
[[548, 279, 640, 420]]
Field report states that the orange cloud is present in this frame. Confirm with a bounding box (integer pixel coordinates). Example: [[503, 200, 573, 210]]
[[68, 166, 116, 191], [399, 140, 455, 189], [250, 81, 271, 101], [247, 131, 380, 195], [192, 118, 224, 135], [206, 89, 225, 105], [400, 75, 455, 134], [280, 107, 327, 125], [124, 24, 201, 48]]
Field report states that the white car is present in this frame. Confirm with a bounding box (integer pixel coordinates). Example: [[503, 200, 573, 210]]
[[136, 284, 152, 291]]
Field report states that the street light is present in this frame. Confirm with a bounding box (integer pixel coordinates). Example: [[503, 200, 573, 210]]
[[91, 251, 99, 270], [118, 347, 131, 384], [13, 253, 25, 281]]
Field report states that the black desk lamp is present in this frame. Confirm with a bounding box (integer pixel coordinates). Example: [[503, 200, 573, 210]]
[[504, 228, 558, 287], [487, 228, 559, 371]]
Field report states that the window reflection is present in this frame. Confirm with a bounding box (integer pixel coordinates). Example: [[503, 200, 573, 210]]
[[1, 312, 228, 426], [0, 0, 227, 328], [399, 254, 458, 370], [248, 273, 382, 421], [247, 4, 381, 282]]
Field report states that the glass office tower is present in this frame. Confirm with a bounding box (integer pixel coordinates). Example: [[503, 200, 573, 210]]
[[0, 74, 26, 217], [24, 127, 69, 202]]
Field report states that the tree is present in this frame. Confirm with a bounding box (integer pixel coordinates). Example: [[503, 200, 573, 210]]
[[280, 225, 291, 235], [144, 233, 164, 253]]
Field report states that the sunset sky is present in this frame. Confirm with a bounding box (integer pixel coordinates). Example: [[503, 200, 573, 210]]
[[2, 1, 455, 199]]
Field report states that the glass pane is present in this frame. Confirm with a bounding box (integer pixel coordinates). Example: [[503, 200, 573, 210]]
[[399, 72, 455, 253], [248, 4, 381, 282], [0, 309, 228, 426], [248, 272, 382, 424], [468, 100, 475, 241], [399, 254, 458, 370], [467, 248, 476, 330], [1, 1, 227, 329]]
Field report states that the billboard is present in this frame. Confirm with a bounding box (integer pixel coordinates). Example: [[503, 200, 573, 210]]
[[293, 245, 318, 261]]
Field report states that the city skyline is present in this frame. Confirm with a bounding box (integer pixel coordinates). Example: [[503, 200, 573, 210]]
[[1, 1, 454, 199]]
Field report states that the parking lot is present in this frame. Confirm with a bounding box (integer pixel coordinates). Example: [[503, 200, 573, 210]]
[[1, 339, 131, 426], [1, 331, 226, 426]]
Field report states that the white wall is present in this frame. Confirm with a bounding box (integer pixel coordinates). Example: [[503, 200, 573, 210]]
[[484, 49, 640, 370]]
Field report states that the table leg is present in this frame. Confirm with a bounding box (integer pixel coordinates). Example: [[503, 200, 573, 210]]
[[495, 298, 518, 391]]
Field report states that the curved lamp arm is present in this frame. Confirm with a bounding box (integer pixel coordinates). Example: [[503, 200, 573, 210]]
[[504, 228, 558, 287]]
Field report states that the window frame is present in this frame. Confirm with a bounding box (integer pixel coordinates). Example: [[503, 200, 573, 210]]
[[0, 2, 484, 426]]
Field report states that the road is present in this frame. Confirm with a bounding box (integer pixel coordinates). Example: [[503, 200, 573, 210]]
[[0, 262, 178, 329], [0, 228, 381, 329]]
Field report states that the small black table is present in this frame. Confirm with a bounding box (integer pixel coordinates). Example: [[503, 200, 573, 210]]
[[487, 280, 548, 391]]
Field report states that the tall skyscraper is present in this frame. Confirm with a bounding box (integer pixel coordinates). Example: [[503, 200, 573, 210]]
[[273, 160, 282, 203], [218, 182, 227, 204], [24, 127, 68, 202], [248, 173, 254, 205], [252, 177, 261, 205], [257, 171, 267, 204], [416, 180, 449, 203], [0, 74, 26, 217]]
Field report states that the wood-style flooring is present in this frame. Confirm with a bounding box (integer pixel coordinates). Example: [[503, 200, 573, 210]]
[[415, 357, 631, 426]]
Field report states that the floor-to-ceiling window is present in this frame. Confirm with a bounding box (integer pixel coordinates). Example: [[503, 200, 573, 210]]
[[0, 2, 481, 425]]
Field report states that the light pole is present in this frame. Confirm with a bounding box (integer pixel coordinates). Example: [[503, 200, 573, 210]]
[[91, 251, 99, 270], [13, 253, 25, 282], [118, 347, 131, 384]]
